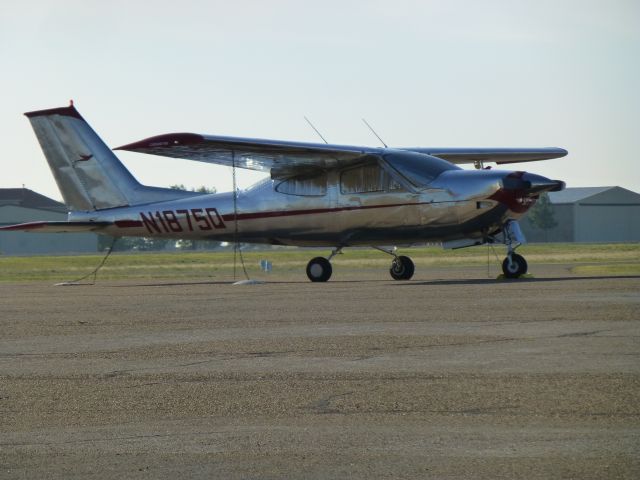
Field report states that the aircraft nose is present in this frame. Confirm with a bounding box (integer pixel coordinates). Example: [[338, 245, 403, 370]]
[[522, 172, 565, 193], [490, 171, 565, 214], [501, 172, 565, 194]]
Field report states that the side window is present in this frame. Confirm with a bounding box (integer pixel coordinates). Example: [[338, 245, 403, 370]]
[[276, 174, 327, 196], [388, 177, 404, 191], [341, 164, 385, 194], [341, 163, 405, 194]]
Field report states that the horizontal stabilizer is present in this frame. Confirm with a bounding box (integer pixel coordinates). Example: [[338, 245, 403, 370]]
[[0, 221, 111, 233]]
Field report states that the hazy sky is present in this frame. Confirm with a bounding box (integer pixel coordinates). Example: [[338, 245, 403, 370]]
[[1, 0, 639, 200]]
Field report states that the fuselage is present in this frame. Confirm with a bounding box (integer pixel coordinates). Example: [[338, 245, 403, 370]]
[[70, 166, 553, 247]]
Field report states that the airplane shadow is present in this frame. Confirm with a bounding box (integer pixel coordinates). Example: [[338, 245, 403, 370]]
[[108, 279, 393, 287], [107, 280, 237, 288], [97, 275, 640, 288], [398, 275, 640, 287]]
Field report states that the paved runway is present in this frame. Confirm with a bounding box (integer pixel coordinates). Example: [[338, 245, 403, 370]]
[[1, 265, 639, 479]]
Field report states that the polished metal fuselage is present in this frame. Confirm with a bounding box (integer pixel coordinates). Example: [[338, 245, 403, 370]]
[[71, 168, 520, 247]]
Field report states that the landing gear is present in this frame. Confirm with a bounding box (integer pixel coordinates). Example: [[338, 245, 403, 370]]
[[373, 247, 415, 281], [305, 246, 416, 282], [502, 253, 527, 278], [306, 257, 332, 282], [390, 255, 415, 280], [306, 247, 342, 282], [500, 220, 528, 278]]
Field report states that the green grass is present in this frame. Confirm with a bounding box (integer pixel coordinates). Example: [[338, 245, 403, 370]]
[[0, 243, 638, 282], [571, 264, 640, 276]]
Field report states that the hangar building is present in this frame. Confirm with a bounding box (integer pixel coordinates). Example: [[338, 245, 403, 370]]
[[522, 186, 640, 243], [0, 188, 98, 255]]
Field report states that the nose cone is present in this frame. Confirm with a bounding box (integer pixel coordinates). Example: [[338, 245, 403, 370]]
[[522, 172, 565, 193], [490, 171, 565, 214], [502, 172, 565, 194]]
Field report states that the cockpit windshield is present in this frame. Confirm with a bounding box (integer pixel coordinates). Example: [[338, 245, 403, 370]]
[[383, 151, 460, 189]]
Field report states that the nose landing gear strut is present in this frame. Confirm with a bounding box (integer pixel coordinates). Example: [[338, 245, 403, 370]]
[[501, 220, 528, 278]]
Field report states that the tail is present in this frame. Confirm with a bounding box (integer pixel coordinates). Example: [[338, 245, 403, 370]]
[[25, 103, 196, 211]]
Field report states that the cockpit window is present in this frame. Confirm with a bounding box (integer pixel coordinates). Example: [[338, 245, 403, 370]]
[[341, 163, 384, 194], [384, 151, 460, 188]]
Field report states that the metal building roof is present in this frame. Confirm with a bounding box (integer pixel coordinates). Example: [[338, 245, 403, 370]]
[[548, 186, 616, 204], [0, 188, 66, 212]]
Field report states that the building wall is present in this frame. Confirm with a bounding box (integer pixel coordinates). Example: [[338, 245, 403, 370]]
[[521, 187, 640, 243], [573, 188, 640, 242], [0, 205, 65, 222], [575, 205, 640, 242], [0, 205, 98, 255]]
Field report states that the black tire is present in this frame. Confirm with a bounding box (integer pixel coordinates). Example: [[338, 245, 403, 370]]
[[390, 255, 415, 280], [306, 257, 332, 282], [502, 253, 528, 278]]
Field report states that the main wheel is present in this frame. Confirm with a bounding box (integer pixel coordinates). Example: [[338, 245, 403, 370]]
[[502, 253, 528, 278], [390, 255, 415, 280], [306, 257, 332, 282]]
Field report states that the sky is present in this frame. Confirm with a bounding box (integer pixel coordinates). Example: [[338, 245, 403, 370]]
[[1, 0, 639, 201]]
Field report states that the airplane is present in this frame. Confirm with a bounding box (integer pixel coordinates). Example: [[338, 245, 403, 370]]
[[1, 103, 566, 281]]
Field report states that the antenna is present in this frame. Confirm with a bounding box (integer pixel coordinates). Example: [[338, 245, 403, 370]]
[[304, 116, 328, 144], [362, 118, 388, 148]]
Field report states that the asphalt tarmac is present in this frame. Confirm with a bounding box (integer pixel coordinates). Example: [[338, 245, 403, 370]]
[[1, 265, 639, 479]]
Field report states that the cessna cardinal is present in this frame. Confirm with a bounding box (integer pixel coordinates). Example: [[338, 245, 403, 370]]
[[2, 103, 566, 281]]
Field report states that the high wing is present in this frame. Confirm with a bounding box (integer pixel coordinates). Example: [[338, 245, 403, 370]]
[[406, 147, 568, 165], [115, 134, 379, 178], [115, 133, 568, 176], [0, 221, 112, 233]]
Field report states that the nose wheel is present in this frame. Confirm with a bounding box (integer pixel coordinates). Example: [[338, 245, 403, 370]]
[[500, 220, 528, 278], [502, 252, 528, 278]]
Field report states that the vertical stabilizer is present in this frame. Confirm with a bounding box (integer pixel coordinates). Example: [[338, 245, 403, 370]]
[[25, 104, 195, 211]]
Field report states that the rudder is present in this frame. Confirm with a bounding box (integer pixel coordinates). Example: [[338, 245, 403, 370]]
[[25, 103, 195, 211]]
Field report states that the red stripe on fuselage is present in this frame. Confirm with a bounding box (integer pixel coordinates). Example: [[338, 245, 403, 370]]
[[115, 220, 144, 228], [221, 201, 433, 222], [116, 200, 471, 231], [0, 222, 47, 231]]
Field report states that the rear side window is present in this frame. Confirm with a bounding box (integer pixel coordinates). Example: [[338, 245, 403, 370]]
[[276, 174, 327, 196]]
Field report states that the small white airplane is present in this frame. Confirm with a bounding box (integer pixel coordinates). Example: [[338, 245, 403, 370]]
[[2, 103, 566, 281]]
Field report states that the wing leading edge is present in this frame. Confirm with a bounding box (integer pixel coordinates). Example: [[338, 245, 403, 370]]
[[115, 134, 378, 178]]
